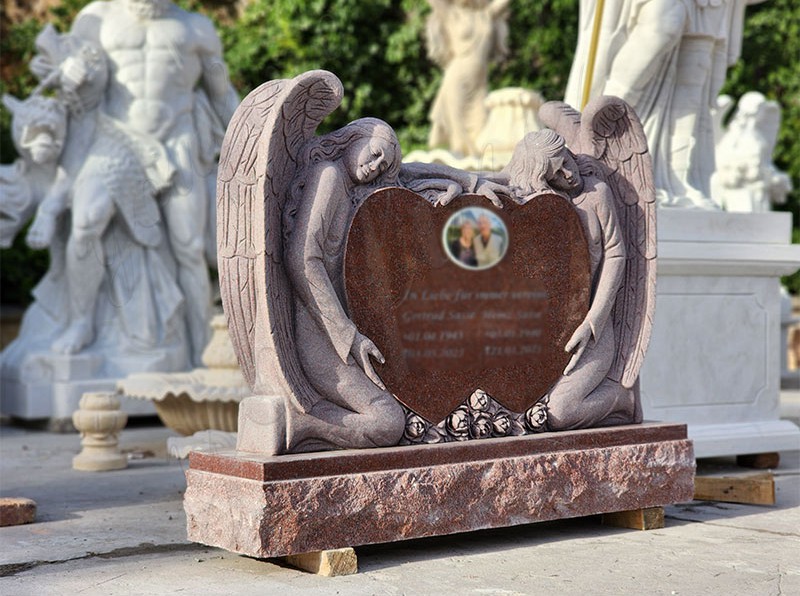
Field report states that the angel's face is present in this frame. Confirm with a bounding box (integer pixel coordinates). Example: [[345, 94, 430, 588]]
[[547, 150, 581, 194], [347, 136, 395, 185]]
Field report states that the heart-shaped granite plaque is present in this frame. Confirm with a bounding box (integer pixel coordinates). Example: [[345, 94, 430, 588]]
[[345, 188, 591, 423]]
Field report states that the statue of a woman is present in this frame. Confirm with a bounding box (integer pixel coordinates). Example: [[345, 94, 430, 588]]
[[426, 0, 510, 157]]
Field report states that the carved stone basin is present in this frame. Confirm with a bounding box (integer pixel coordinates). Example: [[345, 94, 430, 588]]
[[118, 314, 249, 435]]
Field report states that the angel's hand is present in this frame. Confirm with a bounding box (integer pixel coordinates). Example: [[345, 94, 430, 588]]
[[350, 332, 387, 390], [563, 320, 592, 375], [434, 182, 461, 207], [475, 179, 505, 208]]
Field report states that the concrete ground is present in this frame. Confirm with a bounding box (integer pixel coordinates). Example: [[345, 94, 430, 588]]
[[1, 421, 798, 596]]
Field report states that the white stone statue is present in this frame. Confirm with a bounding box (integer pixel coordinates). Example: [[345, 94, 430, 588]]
[[0, 94, 67, 249], [711, 92, 792, 212], [30, 0, 239, 364], [426, 0, 510, 157], [1, 26, 188, 418], [1, 0, 238, 423], [565, 0, 766, 209]]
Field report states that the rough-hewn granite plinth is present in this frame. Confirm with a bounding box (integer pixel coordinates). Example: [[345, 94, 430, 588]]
[[185, 423, 694, 559]]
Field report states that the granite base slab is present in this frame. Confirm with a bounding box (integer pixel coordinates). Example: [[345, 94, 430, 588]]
[[184, 423, 694, 559]]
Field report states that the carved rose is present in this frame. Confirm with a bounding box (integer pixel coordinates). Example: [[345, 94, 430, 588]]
[[492, 412, 512, 436], [470, 412, 493, 439], [525, 402, 548, 432], [446, 406, 470, 439], [468, 389, 490, 411], [404, 412, 428, 441]]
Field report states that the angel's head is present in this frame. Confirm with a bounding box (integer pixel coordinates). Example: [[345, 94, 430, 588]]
[[504, 129, 582, 198], [342, 118, 402, 186], [308, 117, 401, 187]]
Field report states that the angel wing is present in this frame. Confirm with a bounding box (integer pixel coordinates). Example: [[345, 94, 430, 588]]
[[217, 70, 344, 412], [540, 96, 656, 389]]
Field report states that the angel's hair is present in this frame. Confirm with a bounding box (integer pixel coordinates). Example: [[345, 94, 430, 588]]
[[285, 118, 402, 238], [503, 129, 564, 195], [304, 117, 401, 184]]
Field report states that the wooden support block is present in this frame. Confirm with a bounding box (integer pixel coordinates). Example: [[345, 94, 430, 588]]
[[0, 497, 37, 527], [736, 452, 780, 470], [283, 548, 358, 576], [694, 472, 775, 505], [601, 507, 664, 530]]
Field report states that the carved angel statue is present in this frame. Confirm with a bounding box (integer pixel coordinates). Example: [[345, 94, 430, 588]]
[[502, 96, 657, 429], [219, 70, 656, 453], [426, 0, 510, 156], [2, 25, 186, 371], [218, 71, 413, 454], [711, 92, 793, 213]]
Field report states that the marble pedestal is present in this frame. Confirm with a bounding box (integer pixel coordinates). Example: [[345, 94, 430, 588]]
[[1, 352, 161, 430], [184, 423, 694, 559], [640, 210, 800, 458]]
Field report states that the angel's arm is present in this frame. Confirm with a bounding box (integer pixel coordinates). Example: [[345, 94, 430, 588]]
[[585, 183, 626, 340], [400, 162, 479, 192], [564, 182, 626, 373], [400, 163, 509, 206], [285, 164, 357, 364]]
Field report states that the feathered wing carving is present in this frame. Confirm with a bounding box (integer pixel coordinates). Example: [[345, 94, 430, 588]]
[[217, 70, 344, 412], [540, 96, 657, 389]]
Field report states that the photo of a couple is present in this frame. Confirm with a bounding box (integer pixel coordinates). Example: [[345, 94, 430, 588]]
[[443, 207, 508, 270]]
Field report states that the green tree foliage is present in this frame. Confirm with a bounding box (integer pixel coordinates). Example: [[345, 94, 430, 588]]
[[220, 0, 579, 150], [1, 0, 798, 303]]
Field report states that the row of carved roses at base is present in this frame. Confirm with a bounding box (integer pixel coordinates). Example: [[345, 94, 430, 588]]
[[400, 389, 549, 445]]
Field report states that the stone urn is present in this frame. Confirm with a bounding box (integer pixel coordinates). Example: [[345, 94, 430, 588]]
[[117, 315, 250, 435], [72, 392, 128, 471]]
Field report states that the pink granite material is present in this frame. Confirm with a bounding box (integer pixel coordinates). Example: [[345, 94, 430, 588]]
[[185, 424, 694, 558]]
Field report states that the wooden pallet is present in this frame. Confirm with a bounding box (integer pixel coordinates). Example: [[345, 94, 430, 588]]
[[694, 471, 775, 505]]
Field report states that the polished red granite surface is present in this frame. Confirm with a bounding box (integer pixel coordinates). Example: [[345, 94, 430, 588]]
[[345, 189, 590, 421]]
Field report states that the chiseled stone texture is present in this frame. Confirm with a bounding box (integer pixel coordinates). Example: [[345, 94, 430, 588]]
[[0, 497, 37, 527], [184, 423, 694, 558]]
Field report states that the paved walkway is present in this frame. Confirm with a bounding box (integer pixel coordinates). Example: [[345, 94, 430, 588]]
[[1, 422, 798, 595]]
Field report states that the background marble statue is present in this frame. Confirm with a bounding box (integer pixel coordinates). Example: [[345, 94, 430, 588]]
[[2, 25, 186, 371], [0, 94, 67, 250], [30, 0, 240, 364], [565, 0, 766, 208], [426, 0, 510, 157], [711, 92, 792, 212], [1, 1, 239, 422]]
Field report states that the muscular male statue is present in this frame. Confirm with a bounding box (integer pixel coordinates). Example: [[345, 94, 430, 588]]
[[35, 0, 239, 363]]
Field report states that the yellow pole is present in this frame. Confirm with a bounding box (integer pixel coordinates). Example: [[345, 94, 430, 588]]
[[581, 0, 606, 110]]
